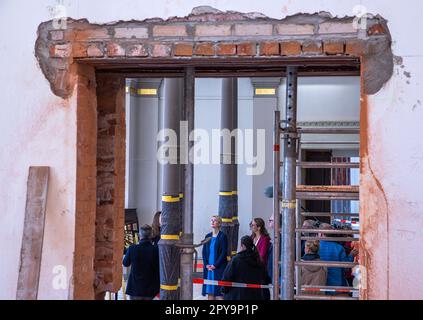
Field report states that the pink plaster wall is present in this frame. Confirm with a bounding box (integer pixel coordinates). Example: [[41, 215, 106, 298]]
[[361, 60, 423, 298]]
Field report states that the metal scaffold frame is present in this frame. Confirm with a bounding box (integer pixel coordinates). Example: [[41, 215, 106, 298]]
[[281, 66, 299, 300], [273, 66, 360, 300], [180, 66, 195, 300]]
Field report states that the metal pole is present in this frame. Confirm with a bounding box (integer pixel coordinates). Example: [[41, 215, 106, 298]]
[[178, 78, 185, 300], [219, 78, 237, 259], [273, 110, 281, 300], [180, 67, 195, 300], [281, 66, 298, 300], [295, 139, 302, 299], [231, 79, 239, 257], [159, 78, 182, 300]]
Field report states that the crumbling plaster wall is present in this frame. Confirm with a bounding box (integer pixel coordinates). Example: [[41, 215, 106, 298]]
[[360, 57, 423, 299], [0, 0, 422, 299], [0, 2, 78, 299]]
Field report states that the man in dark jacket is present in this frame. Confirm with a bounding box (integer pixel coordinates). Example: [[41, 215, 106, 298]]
[[123, 224, 160, 300], [222, 236, 269, 300]]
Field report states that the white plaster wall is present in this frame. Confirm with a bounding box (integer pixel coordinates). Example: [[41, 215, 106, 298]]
[[251, 95, 278, 229], [1, 0, 422, 300], [193, 79, 222, 245], [364, 57, 423, 299], [126, 95, 160, 227], [0, 1, 77, 300], [279, 76, 360, 150], [359, 0, 423, 299], [193, 78, 255, 246], [292, 77, 360, 122], [236, 78, 255, 245]]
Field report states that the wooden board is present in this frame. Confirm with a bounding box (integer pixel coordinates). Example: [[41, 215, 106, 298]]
[[16, 166, 49, 300], [297, 185, 359, 193]]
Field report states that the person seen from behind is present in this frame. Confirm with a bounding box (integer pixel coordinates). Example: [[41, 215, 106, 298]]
[[122, 224, 160, 300], [222, 235, 270, 300]]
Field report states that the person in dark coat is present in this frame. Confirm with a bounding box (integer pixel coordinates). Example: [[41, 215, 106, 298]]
[[202, 216, 228, 300], [123, 224, 160, 300], [222, 235, 270, 300]]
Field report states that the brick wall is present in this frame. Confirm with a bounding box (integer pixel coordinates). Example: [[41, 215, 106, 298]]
[[74, 64, 97, 299], [48, 19, 386, 60], [94, 75, 126, 298], [36, 9, 392, 99]]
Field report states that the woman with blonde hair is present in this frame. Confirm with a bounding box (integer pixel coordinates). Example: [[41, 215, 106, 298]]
[[201, 215, 228, 300]]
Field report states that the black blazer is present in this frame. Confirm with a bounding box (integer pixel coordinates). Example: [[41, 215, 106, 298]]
[[222, 250, 269, 300], [123, 239, 160, 297]]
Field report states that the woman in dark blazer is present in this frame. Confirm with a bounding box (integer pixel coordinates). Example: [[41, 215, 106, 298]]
[[201, 215, 228, 300]]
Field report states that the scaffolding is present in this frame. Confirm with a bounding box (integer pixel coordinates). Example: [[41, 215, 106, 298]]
[[273, 66, 360, 300], [156, 66, 359, 300]]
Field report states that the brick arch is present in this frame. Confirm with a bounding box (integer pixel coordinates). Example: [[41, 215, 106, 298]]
[[34, 7, 393, 299]]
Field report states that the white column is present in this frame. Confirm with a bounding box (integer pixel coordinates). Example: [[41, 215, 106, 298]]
[[250, 78, 281, 230], [126, 78, 162, 226]]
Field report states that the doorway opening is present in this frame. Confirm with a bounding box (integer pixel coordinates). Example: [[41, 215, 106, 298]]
[[34, 8, 393, 299], [118, 70, 360, 300]]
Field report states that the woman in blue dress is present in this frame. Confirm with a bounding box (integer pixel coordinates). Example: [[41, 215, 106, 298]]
[[202, 215, 228, 300]]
